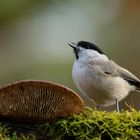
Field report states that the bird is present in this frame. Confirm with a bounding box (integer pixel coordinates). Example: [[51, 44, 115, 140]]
[[68, 41, 140, 111]]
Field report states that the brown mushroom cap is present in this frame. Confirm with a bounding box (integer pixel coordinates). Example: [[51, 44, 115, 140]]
[[0, 80, 85, 122]]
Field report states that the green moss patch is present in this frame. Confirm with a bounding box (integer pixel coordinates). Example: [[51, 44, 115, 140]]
[[42, 107, 140, 140], [0, 107, 140, 140]]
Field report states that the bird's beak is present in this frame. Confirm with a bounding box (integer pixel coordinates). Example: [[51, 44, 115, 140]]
[[68, 42, 77, 49]]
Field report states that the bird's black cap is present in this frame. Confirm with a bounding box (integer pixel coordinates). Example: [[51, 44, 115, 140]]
[[68, 41, 105, 59], [77, 41, 104, 54]]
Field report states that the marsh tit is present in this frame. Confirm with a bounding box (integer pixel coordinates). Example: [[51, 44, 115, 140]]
[[68, 41, 140, 111]]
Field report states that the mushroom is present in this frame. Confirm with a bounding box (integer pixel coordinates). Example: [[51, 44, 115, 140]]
[[0, 80, 85, 122]]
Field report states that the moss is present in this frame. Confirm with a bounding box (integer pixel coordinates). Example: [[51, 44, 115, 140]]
[[41, 107, 140, 140], [0, 107, 140, 140], [0, 124, 36, 140]]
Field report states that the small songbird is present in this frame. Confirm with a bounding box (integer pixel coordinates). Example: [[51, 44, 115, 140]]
[[68, 41, 140, 111]]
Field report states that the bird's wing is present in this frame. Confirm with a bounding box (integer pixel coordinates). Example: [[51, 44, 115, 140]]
[[88, 58, 140, 90], [87, 58, 119, 76], [117, 64, 140, 90]]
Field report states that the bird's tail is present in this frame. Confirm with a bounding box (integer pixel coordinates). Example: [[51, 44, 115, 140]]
[[136, 88, 140, 92], [136, 83, 140, 92], [127, 79, 140, 92]]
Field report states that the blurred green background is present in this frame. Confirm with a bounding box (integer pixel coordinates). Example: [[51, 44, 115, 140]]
[[0, 0, 140, 110]]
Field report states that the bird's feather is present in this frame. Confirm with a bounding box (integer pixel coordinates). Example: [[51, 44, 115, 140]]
[[117, 65, 140, 91], [88, 58, 140, 90]]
